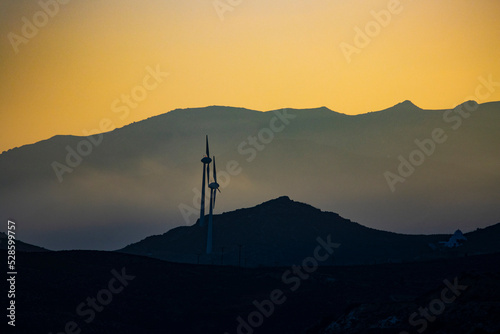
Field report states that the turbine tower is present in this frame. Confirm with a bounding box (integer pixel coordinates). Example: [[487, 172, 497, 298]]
[[199, 136, 212, 227], [206, 156, 220, 254]]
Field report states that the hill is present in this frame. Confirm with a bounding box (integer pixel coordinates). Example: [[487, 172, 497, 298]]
[[119, 196, 500, 266], [0, 232, 49, 252]]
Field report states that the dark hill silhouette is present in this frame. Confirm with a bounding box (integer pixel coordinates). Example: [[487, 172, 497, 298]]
[[119, 196, 500, 266], [0, 232, 49, 252], [313, 270, 500, 334], [8, 249, 500, 334]]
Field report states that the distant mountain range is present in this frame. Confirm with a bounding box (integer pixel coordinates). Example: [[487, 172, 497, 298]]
[[120, 196, 500, 266], [0, 101, 499, 250]]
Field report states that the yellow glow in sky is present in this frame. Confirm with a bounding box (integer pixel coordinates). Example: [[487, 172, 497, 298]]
[[1, 0, 499, 152]]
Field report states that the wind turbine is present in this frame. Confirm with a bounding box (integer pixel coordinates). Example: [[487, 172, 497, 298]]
[[206, 156, 221, 254], [199, 136, 212, 227]]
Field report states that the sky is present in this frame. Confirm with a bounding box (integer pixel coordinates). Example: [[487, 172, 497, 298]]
[[1, 0, 500, 153]]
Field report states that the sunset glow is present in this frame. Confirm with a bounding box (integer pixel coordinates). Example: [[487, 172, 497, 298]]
[[1, 0, 499, 152]]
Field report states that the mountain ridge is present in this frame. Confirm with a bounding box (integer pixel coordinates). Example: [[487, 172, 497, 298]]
[[2, 100, 490, 153]]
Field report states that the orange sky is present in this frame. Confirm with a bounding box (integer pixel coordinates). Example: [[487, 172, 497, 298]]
[[1, 0, 499, 153]]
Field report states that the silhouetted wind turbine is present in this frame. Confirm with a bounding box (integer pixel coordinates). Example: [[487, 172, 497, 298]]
[[199, 136, 212, 227], [206, 156, 221, 254]]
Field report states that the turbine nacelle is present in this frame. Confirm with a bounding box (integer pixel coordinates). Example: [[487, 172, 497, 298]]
[[201, 156, 212, 164], [208, 182, 220, 190]]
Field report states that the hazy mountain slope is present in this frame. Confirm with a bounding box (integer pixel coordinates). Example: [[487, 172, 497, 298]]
[[0, 102, 499, 250]]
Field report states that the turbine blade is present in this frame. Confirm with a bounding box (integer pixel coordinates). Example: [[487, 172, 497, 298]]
[[213, 189, 217, 209], [206, 135, 209, 157], [213, 156, 217, 183], [207, 164, 210, 183]]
